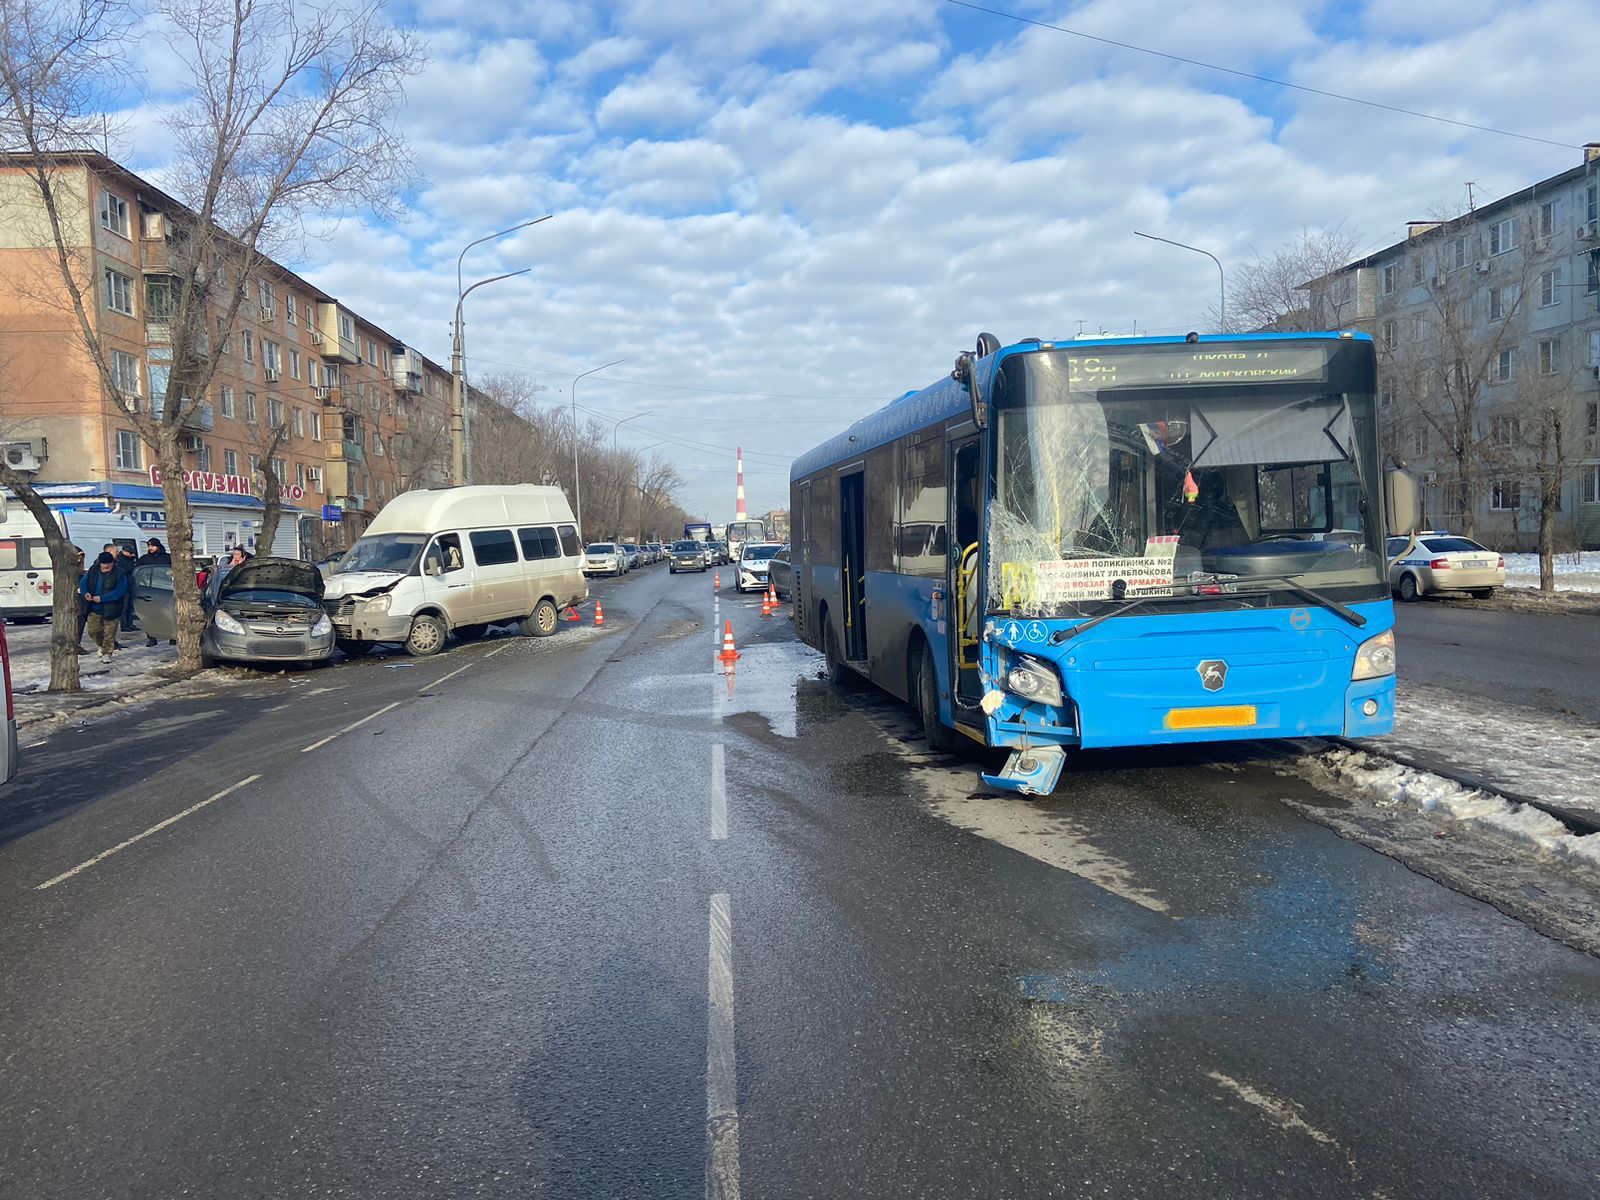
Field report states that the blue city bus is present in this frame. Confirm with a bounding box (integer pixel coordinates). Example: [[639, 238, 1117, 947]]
[[789, 331, 1415, 794]]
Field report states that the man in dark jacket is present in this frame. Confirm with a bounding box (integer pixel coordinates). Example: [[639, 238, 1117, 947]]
[[79, 552, 128, 664], [136, 538, 173, 646], [117, 544, 141, 632]]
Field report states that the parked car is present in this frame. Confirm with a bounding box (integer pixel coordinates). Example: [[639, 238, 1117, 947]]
[[322, 485, 587, 655], [767, 545, 793, 600], [584, 543, 625, 577], [669, 540, 707, 573], [622, 542, 643, 570], [134, 557, 336, 668], [736, 542, 783, 592], [1386, 532, 1506, 601], [1, 617, 16, 786], [645, 542, 664, 563]]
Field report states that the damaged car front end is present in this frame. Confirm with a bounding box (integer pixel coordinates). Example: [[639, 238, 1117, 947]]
[[205, 558, 335, 667]]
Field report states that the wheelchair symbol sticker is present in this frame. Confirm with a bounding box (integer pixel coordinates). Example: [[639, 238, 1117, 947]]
[[1025, 621, 1047, 644]]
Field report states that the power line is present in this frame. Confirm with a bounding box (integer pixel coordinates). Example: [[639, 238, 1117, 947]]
[[465, 353, 890, 404], [944, 0, 1579, 152]]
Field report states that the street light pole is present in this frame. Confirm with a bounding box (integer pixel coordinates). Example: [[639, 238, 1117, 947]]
[[451, 216, 551, 485], [1133, 230, 1226, 332], [630, 440, 667, 544], [570, 359, 625, 534], [452, 270, 531, 485]]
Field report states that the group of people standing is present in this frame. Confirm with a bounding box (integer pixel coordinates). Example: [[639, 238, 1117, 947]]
[[75, 538, 171, 663]]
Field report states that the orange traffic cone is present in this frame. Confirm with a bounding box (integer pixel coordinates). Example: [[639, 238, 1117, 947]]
[[767, 583, 778, 607], [760, 590, 772, 617], [714, 572, 721, 590], [594, 601, 604, 627], [717, 620, 739, 663]]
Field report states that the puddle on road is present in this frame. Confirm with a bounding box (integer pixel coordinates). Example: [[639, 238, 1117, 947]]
[[713, 642, 824, 739]]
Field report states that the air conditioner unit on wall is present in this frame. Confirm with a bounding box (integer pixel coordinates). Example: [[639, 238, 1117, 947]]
[[264, 366, 280, 383], [2, 438, 47, 473], [1474, 259, 1491, 274]]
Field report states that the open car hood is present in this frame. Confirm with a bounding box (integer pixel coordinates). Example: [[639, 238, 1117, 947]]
[[217, 557, 325, 601]]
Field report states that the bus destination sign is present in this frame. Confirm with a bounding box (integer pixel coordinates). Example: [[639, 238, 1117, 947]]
[[1061, 345, 1329, 390]]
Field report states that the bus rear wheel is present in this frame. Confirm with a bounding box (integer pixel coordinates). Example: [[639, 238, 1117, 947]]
[[917, 643, 956, 752]]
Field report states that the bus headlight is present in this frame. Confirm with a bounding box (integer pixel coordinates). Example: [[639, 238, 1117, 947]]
[[1352, 629, 1395, 680], [1005, 654, 1064, 707]]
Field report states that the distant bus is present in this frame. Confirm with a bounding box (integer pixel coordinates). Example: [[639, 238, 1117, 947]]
[[790, 331, 1414, 794], [725, 519, 767, 562], [685, 522, 712, 543]]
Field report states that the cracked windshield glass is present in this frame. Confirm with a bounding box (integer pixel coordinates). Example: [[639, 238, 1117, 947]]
[[988, 346, 1387, 617]]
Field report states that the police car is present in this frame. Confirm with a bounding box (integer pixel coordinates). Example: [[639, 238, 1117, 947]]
[[1385, 532, 1505, 602]]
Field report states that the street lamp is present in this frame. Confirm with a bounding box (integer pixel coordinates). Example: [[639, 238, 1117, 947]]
[[452, 269, 530, 485], [451, 216, 551, 484], [627, 439, 667, 544], [1133, 230, 1226, 332], [570, 359, 625, 534]]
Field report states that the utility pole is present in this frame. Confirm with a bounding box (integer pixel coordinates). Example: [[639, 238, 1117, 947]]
[[570, 359, 625, 534]]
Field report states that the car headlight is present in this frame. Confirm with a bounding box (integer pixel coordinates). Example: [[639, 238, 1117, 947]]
[[360, 592, 392, 613], [1004, 654, 1064, 707], [213, 608, 246, 635], [1352, 629, 1396, 680], [312, 613, 333, 637]]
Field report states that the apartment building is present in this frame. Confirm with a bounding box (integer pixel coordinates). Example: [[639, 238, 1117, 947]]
[[1308, 144, 1600, 549], [0, 153, 454, 556]]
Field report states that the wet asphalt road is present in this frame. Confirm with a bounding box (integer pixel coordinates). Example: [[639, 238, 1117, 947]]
[[2, 567, 1599, 1198]]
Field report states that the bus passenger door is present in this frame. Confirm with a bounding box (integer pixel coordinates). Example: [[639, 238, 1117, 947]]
[[794, 481, 810, 640], [950, 437, 984, 718], [839, 470, 867, 661]]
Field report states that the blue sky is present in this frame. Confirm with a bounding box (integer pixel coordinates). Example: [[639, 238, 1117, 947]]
[[121, 0, 1600, 521]]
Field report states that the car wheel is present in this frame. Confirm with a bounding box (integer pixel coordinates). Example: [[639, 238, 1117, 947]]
[[524, 598, 559, 638], [1397, 573, 1420, 602], [1470, 588, 1496, 600], [404, 614, 446, 657], [917, 643, 956, 752]]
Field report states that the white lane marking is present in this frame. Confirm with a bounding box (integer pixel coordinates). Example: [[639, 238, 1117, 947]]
[[706, 893, 740, 1199], [300, 701, 402, 753], [1206, 1071, 1341, 1148], [486, 644, 510, 658], [711, 744, 728, 840], [265, 703, 291, 712], [428, 662, 474, 690], [304, 685, 347, 697], [36, 775, 263, 891]]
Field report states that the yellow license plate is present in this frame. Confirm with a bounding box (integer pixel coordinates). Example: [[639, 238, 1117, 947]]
[[1164, 705, 1258, 730]]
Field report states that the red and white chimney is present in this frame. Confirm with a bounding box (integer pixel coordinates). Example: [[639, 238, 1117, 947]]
[[735, 447, 747, 520]]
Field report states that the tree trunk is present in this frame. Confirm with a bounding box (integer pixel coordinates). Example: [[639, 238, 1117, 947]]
[[257, 472, 282, 556], [156, 439, 207, 674], [0, 469, 81, 692], [1537, 494, 1556, 592]]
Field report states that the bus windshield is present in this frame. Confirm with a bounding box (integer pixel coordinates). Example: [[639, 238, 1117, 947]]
[[988, 350, 1387, 617]]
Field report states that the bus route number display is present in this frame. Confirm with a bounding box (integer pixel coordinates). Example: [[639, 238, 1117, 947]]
[[1064, 346, 1328, 389]]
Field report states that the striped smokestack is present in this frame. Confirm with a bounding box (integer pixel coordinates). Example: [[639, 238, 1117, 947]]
[[735, 447, 747, 520]]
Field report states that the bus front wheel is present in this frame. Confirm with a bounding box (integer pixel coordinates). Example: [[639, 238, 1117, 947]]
[[917, 643, 956, 752], [823, 616, 850, 687]]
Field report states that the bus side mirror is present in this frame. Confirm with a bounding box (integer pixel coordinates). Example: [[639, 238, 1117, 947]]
[[1384, 468, 1421, 537]]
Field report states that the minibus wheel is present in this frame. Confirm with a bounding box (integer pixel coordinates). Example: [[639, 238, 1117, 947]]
[[405, 614, 446, 656], [524, 599, 559, 638]]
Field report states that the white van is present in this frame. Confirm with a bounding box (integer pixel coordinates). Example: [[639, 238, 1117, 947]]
[[321, 485, 587, 656], [0, 500, 143, 622]]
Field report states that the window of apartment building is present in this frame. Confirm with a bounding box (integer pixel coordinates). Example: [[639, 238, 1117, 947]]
[[225, 448, 238, 476], [271, 458, 287, 484], [263, 341, 281, 375], [1589, 183, 1599, 224], [1411, 257, 1423, 285], [1583, 462, 1600, 505], [248, 454, 260, 476], [1381, 263, 1398, 295], [146, 358, 170, 416], [104, 268, 134, 315], [341, 413, 360, 442], [1488, 285, 1508, 320], [145, 275, 174, 321], [99, 190, 130, 237], [1591, 329, 1600, 369], [338, 312, 354, 342], [109, 349, 141, 400], [1488, 217, 1516, 256], [268, 396, 285, 429], [1379, 379, 1395, 409], [1539, 336, 1562, 374], [289, 348, 300, 379], [1382, 319, 1398, 351], [310, 411, 322, 441], [1495, 348, 1516, 381], [257, 279, 275, 318], [325, 364, 339, 388], [309, 359, 321, 387], [196, 442, 212, 472], [285, 294, 296, 325], [1409, 426, 1428, 455], [292, 407, 304, 438], [1491, 479, 1523, 510], [371, 429, 382, 456], [1539, 200, 1556, 239], [1587, 251, 1599, 294], [140, 208, 163, 239], [295, 461, 306, 489], [1491, 414, 1522, 446], [114, 429, 141, 470], [1540, 267, 1563, 307], [1450, 235, 1467, 270], [215, 315, 231, 354], [219, 385, 234, 418], [242, 330, 254, 363], [244, 391, 258, 423], [1590, 401, 1599, 437]]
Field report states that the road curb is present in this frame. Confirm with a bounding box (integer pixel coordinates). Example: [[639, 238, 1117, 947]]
[[1326, 736, 1600, 837]]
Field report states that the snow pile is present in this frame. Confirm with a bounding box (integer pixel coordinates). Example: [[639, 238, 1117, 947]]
[[1388, 681, 1600, 820], [1501, 551, 1600, 593], [1308, 746, 1600, 869]]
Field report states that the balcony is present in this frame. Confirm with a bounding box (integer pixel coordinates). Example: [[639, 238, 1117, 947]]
[[334, 438, 364, 464], [180, 401, 216, 433], [315, 304, 361, 364], [391, 346, 425, 393]]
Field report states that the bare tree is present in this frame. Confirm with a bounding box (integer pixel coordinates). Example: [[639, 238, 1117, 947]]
[[0, 0, 419, 675], [250, 422, 290, 553], [1228, 227, 1363, 332]]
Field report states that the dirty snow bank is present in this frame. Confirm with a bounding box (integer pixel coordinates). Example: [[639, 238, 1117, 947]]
[[1302, 747, 1600, 869], [1501, 551, 1600, 593]]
